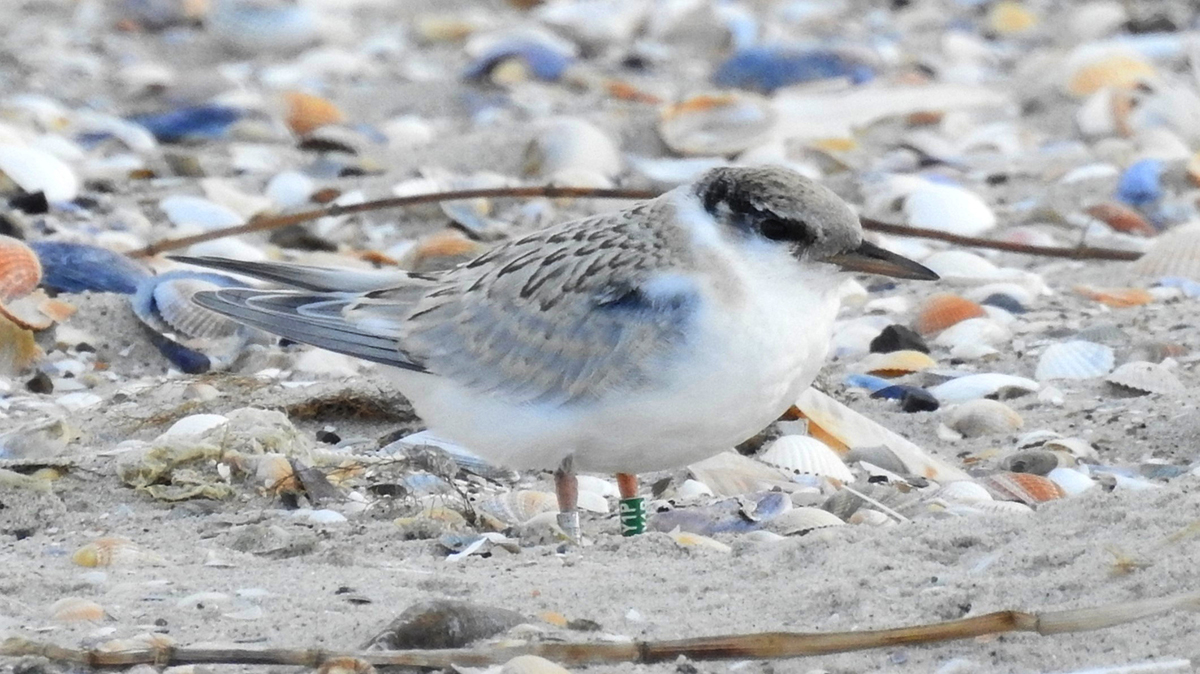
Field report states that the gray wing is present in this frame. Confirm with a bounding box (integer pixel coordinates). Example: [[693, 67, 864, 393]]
[[391, 202, 701, 405], [171, 256, 425, 292], [187, 197, 701, 403]]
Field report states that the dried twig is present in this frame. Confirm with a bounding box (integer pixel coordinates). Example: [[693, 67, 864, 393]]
[[4, 589, 1196, 669], [129, 186, 1145, 262]]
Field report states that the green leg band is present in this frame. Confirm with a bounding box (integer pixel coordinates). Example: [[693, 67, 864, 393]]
[[619, 497, 646, 536]]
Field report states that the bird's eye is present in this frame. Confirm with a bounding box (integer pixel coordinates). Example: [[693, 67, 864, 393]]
[[758, 218, 790, 241]]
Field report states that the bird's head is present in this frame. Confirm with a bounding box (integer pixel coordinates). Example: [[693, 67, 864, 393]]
[[694, 166, 938, 281]]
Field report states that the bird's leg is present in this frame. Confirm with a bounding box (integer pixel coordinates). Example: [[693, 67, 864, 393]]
[[616, 472, 646, 536], [554, 455, 581, 543]]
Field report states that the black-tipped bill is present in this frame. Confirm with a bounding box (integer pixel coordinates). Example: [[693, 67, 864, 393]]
[[821, 240, 939, 281]]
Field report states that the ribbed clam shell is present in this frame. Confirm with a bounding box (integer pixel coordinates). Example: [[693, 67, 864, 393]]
[[658, 92, 777, 156], [1106, 361, 1186, 395], [945, 399, 1023, 438], [936, 480, 993, 503], [853, 350, 936, 377], [50, 597, 106, 622], [768, 506, 845, 535], [981, 472, 1066, 504], [1035, 340, 1114, 381], [999, 450, 1066, 475], [1046, 467, 1096, 496], [1132, 222, 1200, 280], [153, 277, 242, 340], [928, 373, 1040, 404], [0, 236, 42, 303], [71, 537, 164, 567], [965, 500, 1035, 516], [758, 435, 854, 483], [913, 293, 986, 335], [476, 490, 558, 525]]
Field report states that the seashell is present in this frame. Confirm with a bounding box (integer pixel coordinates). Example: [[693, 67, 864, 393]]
[[928, 373, 1040, 404], [712, 47, 874, 94], [668, 529, 732, 553], [980, 292, 1026, 314], [500, 656, 569, 674], [576, 490, 609, 514], [1116, 159, 1163, 206], [1042, 437, 1099, 461], [50, 597, 106, 622], [476, 490, 557, 525], [1073, 322, 1129, 345], [844, 373, 891, 393], [381, 430, 519, 482], [0, 315, 44, 374], [987, 1, 1038, 35], [963, 500, 1035, 516], [902, 183, 996, 236], [1074, 285, 1155, 307], [869, 324, 929, 354], [659, 92, 777, 156], [767, 506, 845, 536], [364, 599, 526, 650], [208, 0, 320, 54], [1106, 361, 1186, 395], [933, 318, 1010, 350], [936, 480, 993, 503], [462, 38, 574, 83], [650, 492, 788, 536], [162, 414, 229, 439], [981, 472, 1066, 505], [0, 144, 79, 201], [523, 118, 621, 180], [1046, 467, 1096, 496], [945, 399, 1023, 438], [0, 236, 42, 303], [1084, 203, 1156, 236], [1035, 340, 1115, 381], [256, 454, 298, 493], [28, 241, 150, 295], [793, 388, 970, 481], [576, 475, 617, 498], [160, 195, 244, 230], [852, 350, 935, 377], [843, 446, 910, 475], [627, 155, 727, 185], [1066, 49, 1156, 98], [848, 509, 892, 527], [265, 171, 316, 209], [283, 91, 344, 136], [675, 478, 714, 501], [1132, 222, 1200, 281], [999, 450, 1066, 475], [913, 294, 986, 335], [129, 105, 242, 143], [758, 435, 854, 483], [688, 451, 793, 497], [870, 384, 939, 413], [72, 537, 164, 567]]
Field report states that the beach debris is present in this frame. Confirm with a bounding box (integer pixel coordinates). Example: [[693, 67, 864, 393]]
[[363, 600, 526, 650], [130, 270, 255, 373], [659, 92, 776, 156], [1035, 340, 1115, 381]]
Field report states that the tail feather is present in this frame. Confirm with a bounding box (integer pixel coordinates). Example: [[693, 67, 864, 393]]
[[171, 256, 431, 293]]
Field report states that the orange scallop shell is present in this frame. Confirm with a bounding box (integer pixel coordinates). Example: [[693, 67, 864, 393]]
[[0, 235, 42, 303], [1068, 54, 1156, 98], [284, 91, 345, 136], [1084, 203, 1156, 237], [982, 472, 1066, 505], [1073, 285, 1154, 308], [913, 293, 986, 335]]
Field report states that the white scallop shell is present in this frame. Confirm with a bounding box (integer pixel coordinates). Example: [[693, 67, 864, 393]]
[[476, 490, 558, 525], [1046, 467, 1096, 496], [929, 373, 1040, 404], [1132, 222, 1200, 280], [160, 195, 244, 230], [675, 479, 714, 501], [0, 143, 80, 202], [768, 506, 845, 535], [154, 278, 244, 340], [936, 480, 993, 503], [934, 317, 1011, 349], [576, 490, 610, 514], [903, 182, 996, 236], [1106, 361, 1186, 394], [576, 475, 618, 498], [758, 435, 854, 483], [1035, 340, 1115, 381], [945, 399, 1023, 438]]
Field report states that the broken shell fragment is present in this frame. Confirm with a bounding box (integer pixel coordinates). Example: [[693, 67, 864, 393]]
[[475, 490, 557, 525], [999, 450, 1066, 476], [853, 350, 936, 377], [501, 655, 571, 674]]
